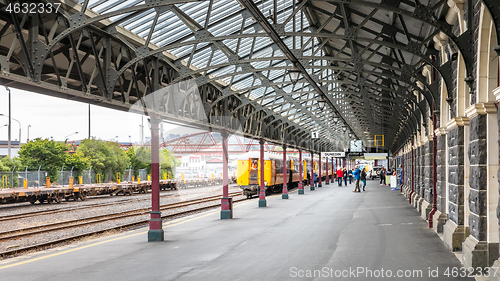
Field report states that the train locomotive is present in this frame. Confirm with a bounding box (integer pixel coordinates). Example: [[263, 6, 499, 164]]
[[236, 151, 333, 198]]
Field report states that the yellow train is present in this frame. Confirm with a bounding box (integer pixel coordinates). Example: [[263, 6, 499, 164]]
[[236, 152, 334, 198]]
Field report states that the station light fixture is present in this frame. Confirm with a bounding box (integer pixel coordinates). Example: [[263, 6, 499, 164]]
[[318, 99, 326, 110], [342, 127, 347, 132], [494, 45, 500, 56], [288, 69, 301, 84]]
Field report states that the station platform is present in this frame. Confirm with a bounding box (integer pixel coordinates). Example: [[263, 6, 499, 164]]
[[0, 180, 474, 281]]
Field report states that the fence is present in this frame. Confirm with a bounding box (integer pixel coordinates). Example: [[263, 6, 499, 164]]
[[0, 169, 172, 189]]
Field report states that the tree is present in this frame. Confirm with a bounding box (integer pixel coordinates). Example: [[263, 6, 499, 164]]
[[126, 146, 150, 176], [18, 138, 68, 182], [0, 157, 22, 187], [77, 139, 130, 182], [65, 151, 91, 177], [161, 149, 181, 178], [126, 147, 180, 179]]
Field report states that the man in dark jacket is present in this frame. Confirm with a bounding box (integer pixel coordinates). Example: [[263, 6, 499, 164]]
[[361, 169, 367, 191], [353, 166, 361, 192]]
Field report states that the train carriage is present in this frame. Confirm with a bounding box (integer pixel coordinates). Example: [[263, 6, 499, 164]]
[[237, 152, 305, 198]]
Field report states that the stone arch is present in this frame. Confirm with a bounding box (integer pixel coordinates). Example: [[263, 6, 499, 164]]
[[476, 6, 499, 103]]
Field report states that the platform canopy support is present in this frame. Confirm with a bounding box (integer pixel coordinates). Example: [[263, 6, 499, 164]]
[[282, 144, 289, 199], [331, 157, 334, 183], [221, 131, 233, 219], [318, 153, 323, 187], [148, 117, 164, 242], [310, 152, 315, 191], [259, 138, 267, 207], [298, 149, 304, 195], [325, 156, 329, 185]]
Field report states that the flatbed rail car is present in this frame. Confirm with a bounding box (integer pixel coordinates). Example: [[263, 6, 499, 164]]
[[236, 152, 333, 198], [0, 180, 178, 204], [176, 178, 223, 188]]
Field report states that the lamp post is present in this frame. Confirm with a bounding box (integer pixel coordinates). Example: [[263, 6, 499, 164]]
[[4, 87, 11, 158], [64, 132, 79, 141], [27, 125, 31, 142], [0, 113, 21, 147]]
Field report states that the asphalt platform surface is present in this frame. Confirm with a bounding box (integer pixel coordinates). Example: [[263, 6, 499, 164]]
[[0, 180, 475, 281]]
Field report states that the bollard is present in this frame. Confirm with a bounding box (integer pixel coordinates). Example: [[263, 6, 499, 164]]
[[116, 172, 121, 184], [69, 176, 74, 189], [132, 176, 135, 182], [46, 177, 51, 188], [23, 178, 27, 189], [1, 175, 7, 189], [96, 174, 101, 184], [181, 173, 185, 183], [79, 176, 83, 185], [163, 173, 167, 181], [147, 174, 151, 182], [138, 176, 141, 184]]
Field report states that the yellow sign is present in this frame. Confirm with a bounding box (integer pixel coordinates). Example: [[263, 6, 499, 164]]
[[375, 135, 385, 147]]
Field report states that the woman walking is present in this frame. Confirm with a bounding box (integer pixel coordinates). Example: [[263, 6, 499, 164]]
[[361, 168, 367, 191]]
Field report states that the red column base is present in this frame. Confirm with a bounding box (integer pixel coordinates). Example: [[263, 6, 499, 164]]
[[148, 211, 164, 242], [221, 197, 233, 219]]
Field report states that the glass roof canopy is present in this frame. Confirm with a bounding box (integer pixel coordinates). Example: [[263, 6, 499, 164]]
[[81, 0, 351, 149], [58, 0, 455, 152]]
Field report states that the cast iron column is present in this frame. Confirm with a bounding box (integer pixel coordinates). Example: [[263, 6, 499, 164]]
[[259, 138, 266, 207], [282, 144, 288, 199], [331, 157, 334, 183], [310, 151, 315, 191], [220, 131, 232, 219], [325, 156, 329, 185], [148, 117, 163, 242], [318, 153, 322, 187], [298, 149, 304, 195]]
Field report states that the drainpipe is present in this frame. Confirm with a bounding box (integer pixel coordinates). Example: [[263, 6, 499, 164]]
[[428, 103, 438, 228]]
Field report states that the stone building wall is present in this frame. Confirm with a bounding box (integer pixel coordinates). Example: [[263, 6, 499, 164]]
[[447, 126, 465, 225]]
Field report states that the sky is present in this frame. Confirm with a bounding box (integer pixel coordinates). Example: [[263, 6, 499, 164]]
[[0, 87, 181, 143]]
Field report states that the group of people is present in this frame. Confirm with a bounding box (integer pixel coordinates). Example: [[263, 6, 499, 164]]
[[309, 164, 402, 192], [335, 166, 367, 192]]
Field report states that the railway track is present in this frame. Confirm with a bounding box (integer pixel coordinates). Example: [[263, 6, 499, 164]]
[[0, 192, 177, 223], [0, 184, 240, 222], [0, 191, 245, 258]]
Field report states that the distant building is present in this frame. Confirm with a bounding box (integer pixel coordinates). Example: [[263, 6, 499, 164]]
[[0, 140, 21, 158]]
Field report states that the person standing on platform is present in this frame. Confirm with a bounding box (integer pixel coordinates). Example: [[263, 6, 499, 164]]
[[343, 167, 348, 186], [348, 169, 353, 184], [379, 167, 386, 185], [336, 167, 343, 187], [313, 171, 318, 188], [398, 164, 403, 186], [361, 168, 367, 191], [353, 166, 361, 192]]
